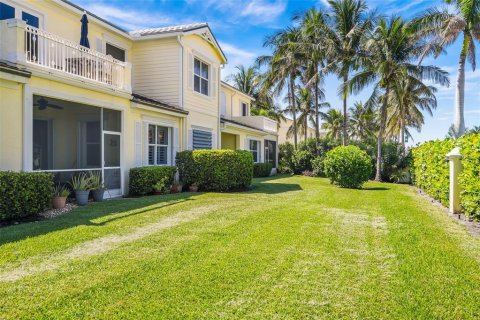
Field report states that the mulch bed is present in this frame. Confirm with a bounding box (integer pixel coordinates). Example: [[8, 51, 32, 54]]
[[416, 187, 480, 237], [0, 203, 77, 228]]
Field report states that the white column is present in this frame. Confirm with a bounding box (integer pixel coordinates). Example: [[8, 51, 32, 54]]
[[446, 147, 463, 214]]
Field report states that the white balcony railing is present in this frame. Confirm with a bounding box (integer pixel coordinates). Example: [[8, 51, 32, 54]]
[[231, 116, 278, 133], [24, 25, 126, 89]]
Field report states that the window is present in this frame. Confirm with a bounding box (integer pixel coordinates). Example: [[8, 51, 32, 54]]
[[194, 58, 209, 96], [0, 2, 14, 20], [249, 140, 260, 163], [106, 42, 125, 62], [22, 11, 38, 27], [148, 125, 169, 165], [192, 129, 212, 150], [241, 102, 248, 116]]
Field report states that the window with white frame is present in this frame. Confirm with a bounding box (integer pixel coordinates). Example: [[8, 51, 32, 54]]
[[241, 102, 248, 116], [249, 140, 260, 163], [148, 124, 170, 165], [194, 58, 209, 96], [105, 42, 126, 62]]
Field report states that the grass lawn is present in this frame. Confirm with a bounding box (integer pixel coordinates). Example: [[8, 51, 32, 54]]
[[1, 175, 480, 319]]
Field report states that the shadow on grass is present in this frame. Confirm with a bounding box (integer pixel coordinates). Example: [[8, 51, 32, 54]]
[[362, 187, 390, 191], [249, 175, 303, 194], [0, 193, 195, 246]]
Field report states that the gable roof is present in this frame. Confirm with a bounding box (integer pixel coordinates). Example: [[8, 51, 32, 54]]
[[130, 23, 227, 64], [131, 93, 188, 115]]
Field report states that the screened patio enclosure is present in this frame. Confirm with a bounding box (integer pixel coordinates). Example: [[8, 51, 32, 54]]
[[32, 95, 122, 196]]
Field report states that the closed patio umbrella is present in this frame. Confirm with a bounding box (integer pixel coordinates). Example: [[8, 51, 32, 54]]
[[80, 13, 90, 48]]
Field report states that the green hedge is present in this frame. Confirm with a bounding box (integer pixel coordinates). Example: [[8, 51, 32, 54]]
[[458, 134, 480, 219], [176, 150, 253, 191], [411, 139, 454, 206], [0, 171, 54, 221], [253, 163, 273, 178], [324, 146, 372, 188], [129, 166, 176, 196]]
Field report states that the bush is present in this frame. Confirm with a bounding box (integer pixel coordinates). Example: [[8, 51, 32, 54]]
[[411, 139, 454, 206], [458, 134, 480, 219], [292, 150, 313, 174], [311, 156, 325, 177], [176, 150, 253, 191], [278, 142, 295, 173], [0, 171, 54, 221], [129, 166, 176, 196], [323, 146, 372, 188], [253, 163, 273, 178]]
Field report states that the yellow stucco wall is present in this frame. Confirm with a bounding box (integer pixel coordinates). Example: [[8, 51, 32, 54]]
[[221, 132, 237, 150], [0, 77, 23, 170]]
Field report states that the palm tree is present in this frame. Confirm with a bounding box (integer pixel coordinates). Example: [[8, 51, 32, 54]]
[[321, 108, 344, 140], [414, 0, 480, 137], [227, 65, 259, 97], [326, 0, 371, 146], [348, 101, 378, 140], [257, 27, 305, 149], [349, 16, 449, 181], [387, 71, 438, 152], [296, 8, 331, 151]]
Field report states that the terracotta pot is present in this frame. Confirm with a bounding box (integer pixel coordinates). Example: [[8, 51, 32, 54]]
[[154, 190, 163, 195], [189, 185, 198, 192], [52, 196, 67, 209], [170, 186, 178, 193]]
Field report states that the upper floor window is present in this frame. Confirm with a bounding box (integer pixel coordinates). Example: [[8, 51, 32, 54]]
[[194, 58, 209, 96], [106, 42, 125, 62], [148, 125, 170, 165], [241, 102, 248, 116], [0, 2, 14, 20]]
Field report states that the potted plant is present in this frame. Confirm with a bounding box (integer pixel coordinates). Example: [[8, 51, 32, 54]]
[[89, 171, 105, 202], [170, 182, 183, 193], [153, 178, 168, 195], [189, 182, 199, 192], [70, 173, 91, 206], [52, 184, 70, 209]]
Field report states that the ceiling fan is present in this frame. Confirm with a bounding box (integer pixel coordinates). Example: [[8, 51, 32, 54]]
[[34, 97, 64, 110]]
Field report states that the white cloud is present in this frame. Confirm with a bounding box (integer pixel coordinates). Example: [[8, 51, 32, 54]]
[[221, 43, 257, 60], [219, 42, 259, 81], [241, 0, 287, 22], [78, 3, 173, 31]]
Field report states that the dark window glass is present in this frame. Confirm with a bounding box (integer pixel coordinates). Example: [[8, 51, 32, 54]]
[[249, 140, 259, 162], [22, 11, 39, 27], [105, 43, 125, 62], [242, 103, 248, 116], [104, 134, 120, 167], [104, 168, 121, 189], [201, 79, 208, 95], [103, 108, 121, 132], [264, 140, 277, 167], [194, 76, 200, 93], [0, 2, 14, 20], [193, 58, 209, 96]]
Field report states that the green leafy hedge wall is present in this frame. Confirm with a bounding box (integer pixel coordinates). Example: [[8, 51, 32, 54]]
[[412, 134, 480, 219]]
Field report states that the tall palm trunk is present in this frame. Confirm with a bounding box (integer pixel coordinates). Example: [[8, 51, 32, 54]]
[[400, 100, 405, 156], [314, 70, 320, 155], [290, 74, 298, 149], [342, 73, 348, 145], [375, 86, 389, 182], [305, 116, 308, 141], [454, 49, 466, 137]]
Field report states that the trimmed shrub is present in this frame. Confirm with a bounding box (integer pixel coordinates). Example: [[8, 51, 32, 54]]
[[253, 163, 273, 178], [292, 150, 313, 174], [0, 171, 54, 221], [129, 166, 176, 196], [324, 146, 372, 188], [176, 150, 253, 191], [411, 139, 454, 206], [458, 134, 480, 219], [311, 156, 325, 177]]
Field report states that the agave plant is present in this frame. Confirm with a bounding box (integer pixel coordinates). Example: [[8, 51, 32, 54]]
[[69, 173, 91, 191]]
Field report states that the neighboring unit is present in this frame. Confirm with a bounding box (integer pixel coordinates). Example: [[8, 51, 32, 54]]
[[277, 118, 325, 145], [0, 0, 278, 196]]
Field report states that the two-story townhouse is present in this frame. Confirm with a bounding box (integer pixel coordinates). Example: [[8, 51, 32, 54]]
[[220, 82, 278, 170], [0, 0, 278, 196]]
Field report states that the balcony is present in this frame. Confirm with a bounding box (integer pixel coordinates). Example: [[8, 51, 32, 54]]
[[0, 19, 131, 92], [231, 116, 278, 134]]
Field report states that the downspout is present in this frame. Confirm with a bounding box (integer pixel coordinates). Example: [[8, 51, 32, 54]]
[[177, 35, 186, 151]]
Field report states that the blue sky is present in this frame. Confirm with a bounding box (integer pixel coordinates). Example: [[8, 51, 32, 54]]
[[76, 0, 480, 144]]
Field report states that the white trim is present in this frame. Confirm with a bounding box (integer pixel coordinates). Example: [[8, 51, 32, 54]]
[[193, 56, 210, 97], [131, 102, 187, 118], [3, 0, 46, 29], [23, 84, 33, 171], [142, 117, 178, 128], [247, 137, 262, 163], [191, 124, 213, 132]]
